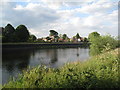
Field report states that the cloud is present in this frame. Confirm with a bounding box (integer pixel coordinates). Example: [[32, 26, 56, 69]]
[[1, 0, 118, 38], [2, 2, 60, 28]]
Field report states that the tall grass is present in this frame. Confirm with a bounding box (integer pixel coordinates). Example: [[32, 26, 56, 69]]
[[3, 48, 120, 89]]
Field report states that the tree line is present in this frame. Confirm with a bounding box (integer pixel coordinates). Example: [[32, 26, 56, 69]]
[[1, 24, 37, 43], [1, 24, 88, 43], [2, 23, 119, 53]]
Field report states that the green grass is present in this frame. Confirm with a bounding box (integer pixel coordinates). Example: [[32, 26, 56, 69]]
[[3, 48, 120, 89]]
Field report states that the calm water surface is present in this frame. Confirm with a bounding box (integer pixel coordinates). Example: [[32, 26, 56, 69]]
[[2, 48, 89, 84]]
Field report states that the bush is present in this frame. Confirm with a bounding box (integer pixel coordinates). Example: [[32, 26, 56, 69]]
[[3, 48, 120, 89], [89, 33, 118, 56]]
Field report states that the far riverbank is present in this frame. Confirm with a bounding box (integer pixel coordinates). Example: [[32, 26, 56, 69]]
[[2, 42, 90, 49]]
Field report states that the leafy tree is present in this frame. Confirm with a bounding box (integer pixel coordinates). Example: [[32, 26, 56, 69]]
[[4, 24, 15, 35], [15, 25, 30, 42], [62, 34, 67, 40], [28, 35, 37, 42], [0, 27, 3, 42], [3, 24, 15, 42], [88, 32, 100, 42], [0, 27, 3, 36], [89, 36, 103, 55], [49, 30, 58, 36], [84, 37, 88, 42], [49, 30, 58, 42], [59, 34, 62, 38], [76, 33, 80, 39]]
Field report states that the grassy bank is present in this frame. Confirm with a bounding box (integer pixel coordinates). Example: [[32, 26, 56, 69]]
[[3, 48, 120, 89]]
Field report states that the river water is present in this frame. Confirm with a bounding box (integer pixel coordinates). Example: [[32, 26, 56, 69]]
[[2, 47, 89, 84]]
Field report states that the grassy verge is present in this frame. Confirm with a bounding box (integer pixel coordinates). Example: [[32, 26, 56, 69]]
[[3, 48, 120, 89]]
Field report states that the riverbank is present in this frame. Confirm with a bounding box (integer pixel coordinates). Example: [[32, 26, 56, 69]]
[[2, 42, 90, 49], [3, 48, 119, 89]]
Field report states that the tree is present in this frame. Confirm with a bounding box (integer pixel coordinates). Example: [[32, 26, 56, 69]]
[[62, 34, 67, 40], [76, 33, 81, 42], [0, 27, 4, 35], [0, 27, 4, 37], [28, 35, 37, 42], [62, 34, 69, 42], [49, 30, 58, 42], [49, 30, 58, 36], [0, 27, 4, 42], [15, 25, 30, 42], [84, 37, 88, 42], [89, 32, 118, 56], [3, 24, 15, 42], [88, 32, 100, 42], [76, 33, 80, 39]]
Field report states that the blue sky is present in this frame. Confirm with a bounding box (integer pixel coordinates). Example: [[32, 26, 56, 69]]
[[1, 0, 119, 38]]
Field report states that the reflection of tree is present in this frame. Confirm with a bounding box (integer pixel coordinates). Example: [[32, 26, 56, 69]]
[[76, 48, 79, 57], [2, 48, 36, 72], [50, 49, 58, 64]]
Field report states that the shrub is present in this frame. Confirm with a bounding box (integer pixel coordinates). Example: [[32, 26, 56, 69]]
[[89, 33, 118, 56]]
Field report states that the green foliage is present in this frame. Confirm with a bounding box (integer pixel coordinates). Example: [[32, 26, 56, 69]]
[[3, 49, 120, 88], [2, 24, 15, 42], [0, 84, 2, 90], [76, 33, 80, 39], [117, 36, 120, 47], [0, 27, 3, 41], [101, 35, 118, 51], [118, 40, 120, 47], [84, 37, 88, 42], [28, 35, 37, 42], [49, 30, 59, 42], [15, 25, 30, 42], [49, 30, 58, 36], [89, 36, 103, 55], [89, 32, 118, 56], [62, 34, 68, 40], [2, 24, 37, 43], [88, 32, 100, 41]]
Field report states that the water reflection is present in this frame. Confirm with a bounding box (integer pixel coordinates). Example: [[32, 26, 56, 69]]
[[50, 49, 58, 64], [2, 48, 89, 84], [2, 49, 32, 71]]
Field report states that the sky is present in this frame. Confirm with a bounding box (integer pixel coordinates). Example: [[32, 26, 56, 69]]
[[0, 0, 119, 38]]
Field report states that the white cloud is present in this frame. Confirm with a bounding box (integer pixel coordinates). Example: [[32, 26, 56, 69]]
[[1, 0, 118, 38]]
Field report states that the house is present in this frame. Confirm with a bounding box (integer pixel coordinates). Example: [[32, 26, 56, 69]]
[[42, 38, 47, 42]]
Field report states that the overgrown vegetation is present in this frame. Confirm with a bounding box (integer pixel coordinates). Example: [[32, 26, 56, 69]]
[[88, 32, 118, 55], [3, 48, 120, 88]]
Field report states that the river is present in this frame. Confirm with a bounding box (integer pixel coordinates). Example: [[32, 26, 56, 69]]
[[2, 47, 89, 84]]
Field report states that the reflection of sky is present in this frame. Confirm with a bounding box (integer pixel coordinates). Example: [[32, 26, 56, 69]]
[[28, 48, 89, 68]]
